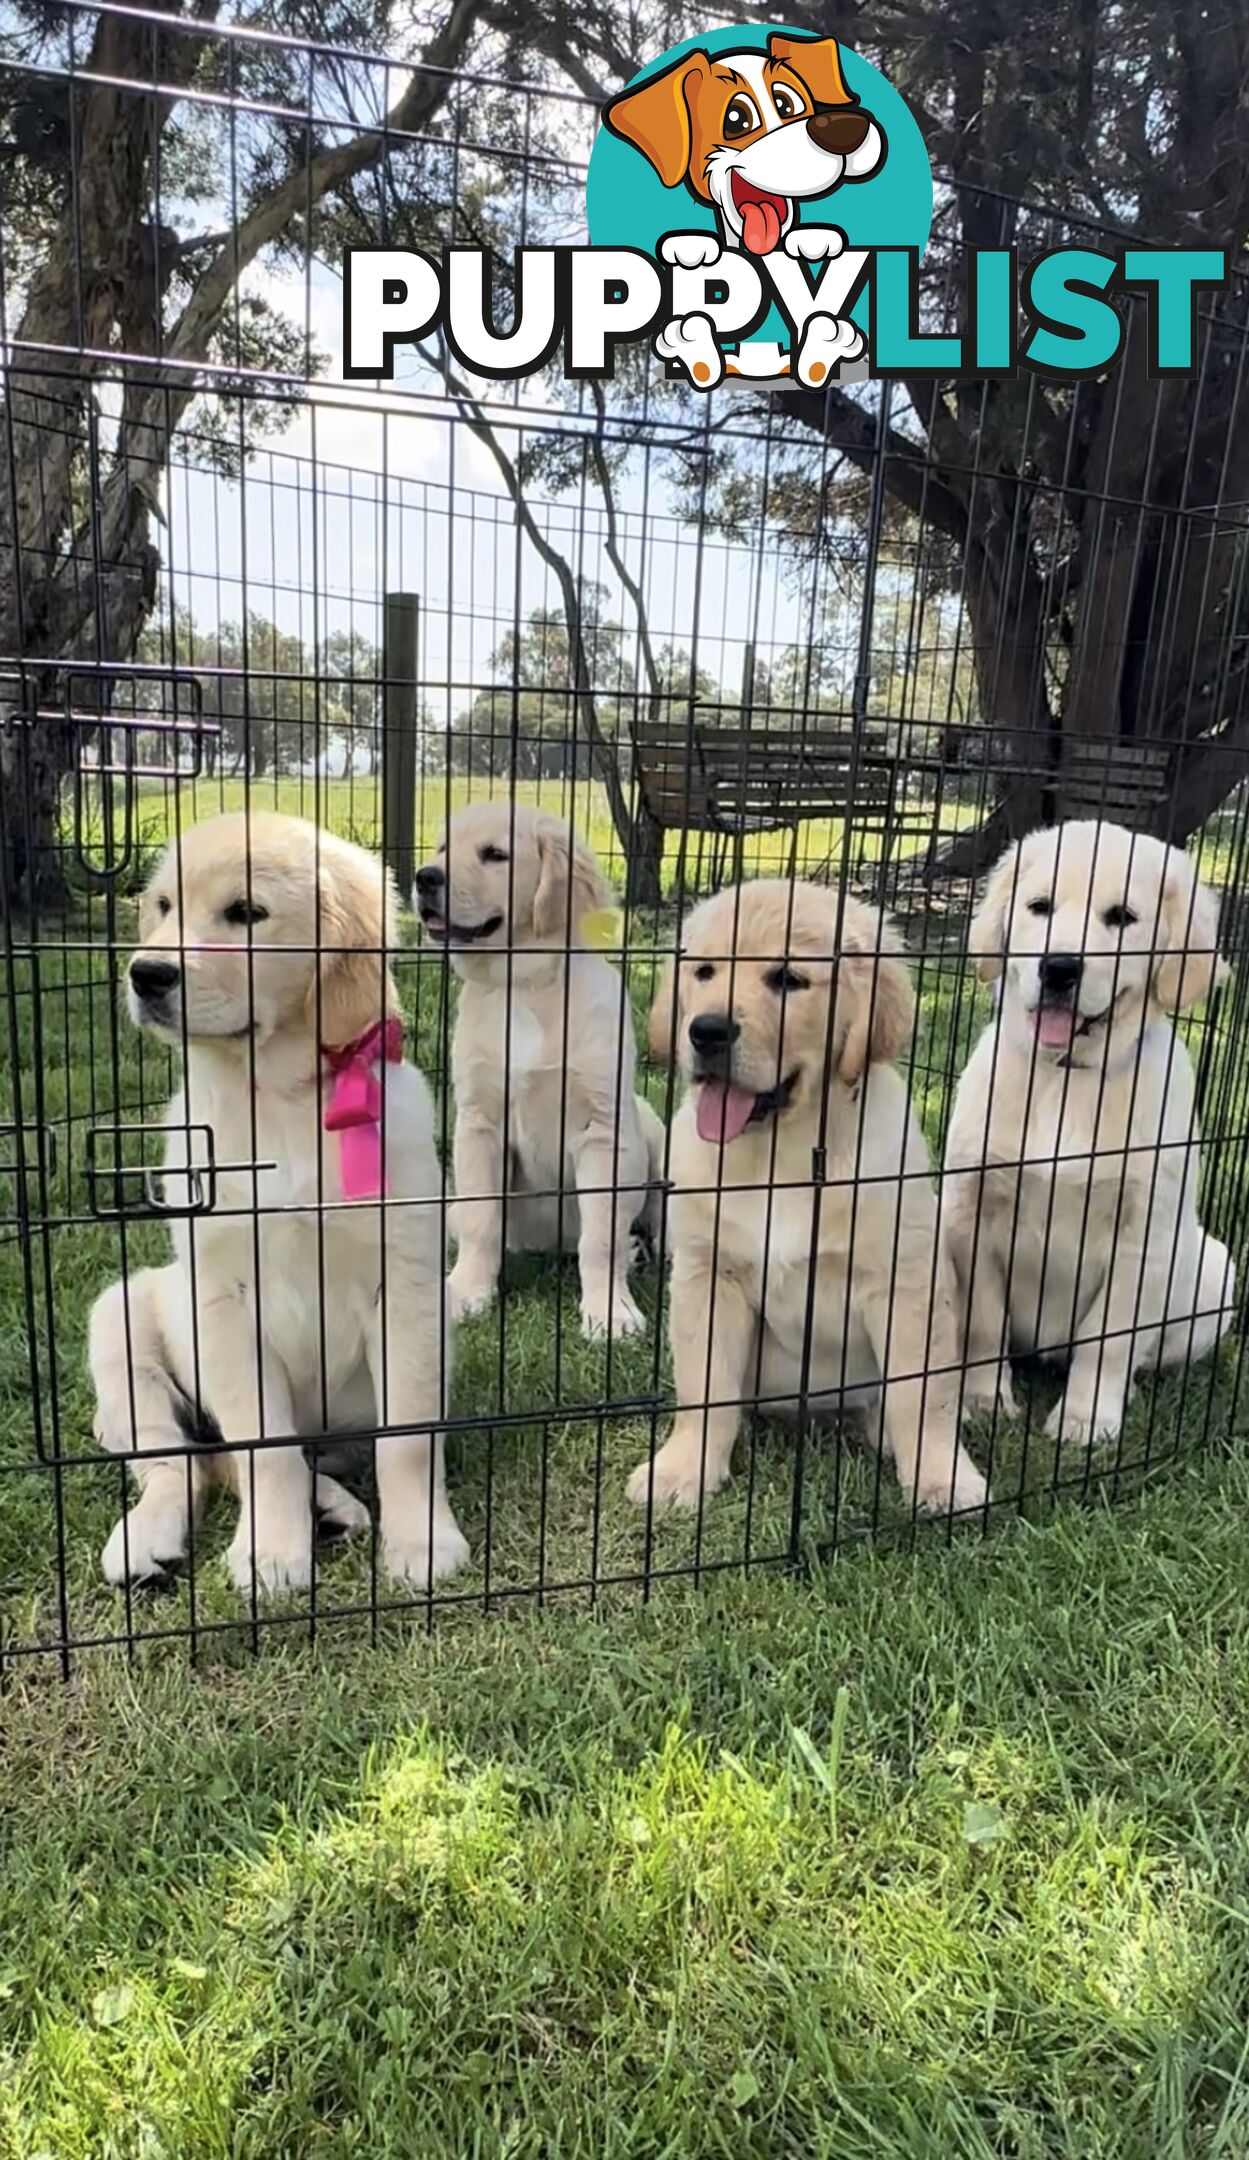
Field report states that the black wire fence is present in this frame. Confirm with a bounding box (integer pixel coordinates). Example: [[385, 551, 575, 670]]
[[1, 6, 1248, 1668]]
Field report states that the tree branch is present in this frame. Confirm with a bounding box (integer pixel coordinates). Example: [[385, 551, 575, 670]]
[[785, 381, 970, 540], [162, 0, 482, 374], [437, 364, 637, 856]]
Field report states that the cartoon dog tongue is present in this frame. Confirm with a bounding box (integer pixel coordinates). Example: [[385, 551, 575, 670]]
[[696, 1078, 758, 1144], [741, 196, 783, 255]]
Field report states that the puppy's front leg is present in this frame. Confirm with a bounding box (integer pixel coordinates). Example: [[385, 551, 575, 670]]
[[941, 1166, 1019, 1422], [367, 1243, 468, 1588], [861, 1262, 989, 1516], [447, 1104, 504, 1318], [1045, 1189, 1158, 1447], [191, 1291, 313, 1594], [90, 1269, 210, 1586], [572, 1125, 645, 1339], [627, 1252, 754, 1510]]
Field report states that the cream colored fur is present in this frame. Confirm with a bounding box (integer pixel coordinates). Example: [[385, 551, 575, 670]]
[[416, 803, 664, 1339], [88, 812, 466, 1595], [630, 878, 988, 1514], [941, 819, 1236, 1447]]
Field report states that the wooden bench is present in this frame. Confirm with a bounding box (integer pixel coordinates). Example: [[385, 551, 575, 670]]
[[631, 717, 909, 885], [1057, 737, 1172, 820], [631, 720, 1180, 894]]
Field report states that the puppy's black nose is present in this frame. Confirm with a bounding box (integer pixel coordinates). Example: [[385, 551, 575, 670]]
[[414, 864, 444, 900], [1039, 951, 1083, 997], [688, 1012, 741, 1059], [129, 957, 180, 1002], [807, 105, 872, 155]]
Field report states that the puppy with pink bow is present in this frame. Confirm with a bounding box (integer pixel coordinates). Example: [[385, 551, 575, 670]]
[[87, 812, 466, 1598]]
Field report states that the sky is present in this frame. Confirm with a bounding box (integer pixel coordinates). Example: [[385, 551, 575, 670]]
[[155, 257, 817, 731]]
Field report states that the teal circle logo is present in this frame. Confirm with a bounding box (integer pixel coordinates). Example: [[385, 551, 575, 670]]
[[587, 24, 933, 384]]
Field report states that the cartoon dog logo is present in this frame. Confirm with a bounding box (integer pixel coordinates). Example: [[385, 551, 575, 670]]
[[604, 32, 885, 387]]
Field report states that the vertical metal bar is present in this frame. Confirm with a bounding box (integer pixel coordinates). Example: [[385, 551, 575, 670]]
[[382, 592, 420, 899]]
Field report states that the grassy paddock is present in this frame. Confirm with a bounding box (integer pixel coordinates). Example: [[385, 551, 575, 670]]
[[67, 769, 980, 897], [3, 1454, 1249, 2157]]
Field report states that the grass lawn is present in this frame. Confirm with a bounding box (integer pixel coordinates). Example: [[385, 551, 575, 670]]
[[67, 768, 982, 901], [3, 1454, 1249, 2158], [3, 800, 1249, 2154]]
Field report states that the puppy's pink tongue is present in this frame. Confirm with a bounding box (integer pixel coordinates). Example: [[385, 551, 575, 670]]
[[696, 1079, 757, 1144], [1035, 1005, 1077, 1048], [741, 198, 782, 255]]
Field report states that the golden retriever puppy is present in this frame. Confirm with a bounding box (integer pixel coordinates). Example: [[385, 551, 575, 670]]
[[942, 820, 1236, 1446], [629, 879, 988, 1514], [414, 803, 664, 1337], [88, 812, 467, 1594]]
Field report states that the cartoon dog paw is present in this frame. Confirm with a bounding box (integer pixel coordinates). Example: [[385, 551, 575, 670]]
[[655, 312, 724, 389], [784, 225, 846, 263], [661, 232, 723, 270], [795, 312, 865, 387]]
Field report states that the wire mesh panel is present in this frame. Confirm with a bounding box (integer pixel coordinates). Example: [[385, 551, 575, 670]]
[[1, 4, 1247, 1669]]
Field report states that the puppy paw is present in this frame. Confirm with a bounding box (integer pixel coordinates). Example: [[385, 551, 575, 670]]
[[384, 1517, 470, 1588], [314, 1475, 371, 1540], [914, 1453, 989, 1518], [795, 312, 865, 387], [101, 1511, 185, 1587], [446, 1264, 497, 1322], [1045, 1392, 1123, 1450], [626, 1441, 729, 1512], [959, 1366, 1020, 1425], [581, 1288, 646, 1340], [226, 1519, 314, 1596], [784, 224, 845, 262], [654, 313, 724, 389], [661, 232, 722, 269]]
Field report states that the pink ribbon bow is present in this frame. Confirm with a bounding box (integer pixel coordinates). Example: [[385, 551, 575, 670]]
[[321, 1015, 404, 1201]]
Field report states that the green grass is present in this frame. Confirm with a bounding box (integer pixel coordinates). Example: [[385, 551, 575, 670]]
[[3, 839, 1249, 2153], [68, 769, 979, 899], [4, 1458, 1249, 2157]]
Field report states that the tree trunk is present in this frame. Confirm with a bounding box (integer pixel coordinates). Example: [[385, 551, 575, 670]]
[[0, 0, 483, 906], [0, 710, 75, 911], [624, 797, 665, 908]]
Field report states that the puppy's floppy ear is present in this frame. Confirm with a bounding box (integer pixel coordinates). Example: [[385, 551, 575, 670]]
[[1153, 847, 1228, 1014], [767, 32, 854, 107], [968, 845, 1021, 985], [309, 832, 399, 1046], [532, 819, 611, 941], [602, 51, 710, 187], [835, 902, 915, 1086], [137, 856, 171, 943], [648, 957, 679, 1065]]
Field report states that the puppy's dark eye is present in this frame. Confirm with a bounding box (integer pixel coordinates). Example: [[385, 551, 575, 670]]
[[155, 896, 172, 918], [479, 844, 509, 865], [1103, 904, 1138, 930], [771, 85, 805, 120], [693, 962, 716, 982], [724, 94, 760, 137], [1026, 896, 1053, 918], [765, 966, 810, 994], [223, 898, 269, 927]]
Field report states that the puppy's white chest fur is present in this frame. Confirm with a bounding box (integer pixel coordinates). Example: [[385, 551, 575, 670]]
[[475, 987, 549, 1085], [669, 1067, 926, 1402], [165, 1054, 440, 1415]]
